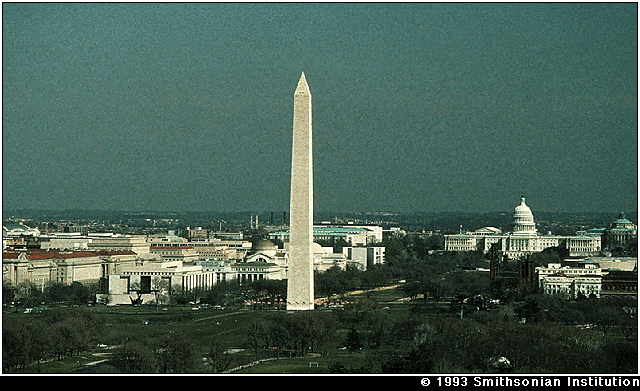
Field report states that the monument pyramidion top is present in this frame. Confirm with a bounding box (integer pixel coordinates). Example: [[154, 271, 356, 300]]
[[295, 72, 311, 95]]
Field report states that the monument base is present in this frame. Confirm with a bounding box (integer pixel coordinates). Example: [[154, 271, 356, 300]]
[[286, 302, 315, 311]]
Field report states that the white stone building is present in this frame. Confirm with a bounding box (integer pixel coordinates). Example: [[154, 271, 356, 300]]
[[535, 258, 637, 299], [149, 234, 252, 261], [268, 224, 383, 246], [539, 272, 602, 299], [444, 196, 602, 259], [99, 259, 217, 305], [39, 233, 92, 251], [3, 222, 40, 237], [236, 239, 288, 282], [196, 259, 235, 284], [149, 246, 200, 264], [537, 260, 604, 298], [235, 239, 350, 280], [342, 246, 386, 270], [86, 234, 152, 257], [227, 238, 384, 282], [3, 249, 139, 289], [604, 212, 638, 249]]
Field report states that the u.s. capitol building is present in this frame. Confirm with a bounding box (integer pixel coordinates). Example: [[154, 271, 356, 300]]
[[444, 195, 609, 259]]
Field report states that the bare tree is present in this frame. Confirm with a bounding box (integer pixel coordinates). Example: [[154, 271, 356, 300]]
[[245, 319, 264, 360], [208, 340, 232, 373]]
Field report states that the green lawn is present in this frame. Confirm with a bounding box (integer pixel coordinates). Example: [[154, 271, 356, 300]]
[[91, 306, 259, 346], [231, 351, 375, 374], [6, 284, 634, 374], [5, 286, 410, 374]]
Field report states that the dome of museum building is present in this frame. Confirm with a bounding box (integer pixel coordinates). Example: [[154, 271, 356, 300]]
[[512, 195, 537, 235], [252, 238, 278, 257]]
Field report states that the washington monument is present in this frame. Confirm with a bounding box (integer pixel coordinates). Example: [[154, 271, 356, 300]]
[[287, 72, 314, 311]]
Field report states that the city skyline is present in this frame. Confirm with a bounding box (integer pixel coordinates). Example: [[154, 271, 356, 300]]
[[2, 3, 638, 214]]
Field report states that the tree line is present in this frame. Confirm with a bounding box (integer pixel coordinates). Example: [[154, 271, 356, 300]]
[[107, 334, 209, 373], [3, 281, 98, 308], [3, 307, 103, 371], [335, 316, 637, 374], [235, 291, 637, 374]]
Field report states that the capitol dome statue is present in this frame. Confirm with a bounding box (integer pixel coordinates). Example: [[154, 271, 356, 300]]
[[512, 195, 537, 235]]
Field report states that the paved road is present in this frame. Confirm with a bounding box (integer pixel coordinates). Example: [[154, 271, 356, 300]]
[[192, 310, 243, 322]]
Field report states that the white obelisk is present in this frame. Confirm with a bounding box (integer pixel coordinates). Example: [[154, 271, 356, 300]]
[[287, 72, 314, 311]]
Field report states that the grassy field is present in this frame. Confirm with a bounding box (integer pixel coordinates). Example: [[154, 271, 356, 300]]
[[92, 306, 256, 347], [7, 284, 632, 374], [232, 353, 372, 374], [5, 285, 415, 374]]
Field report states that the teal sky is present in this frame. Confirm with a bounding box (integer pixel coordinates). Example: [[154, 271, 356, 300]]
[[2, 3, 638, 213]]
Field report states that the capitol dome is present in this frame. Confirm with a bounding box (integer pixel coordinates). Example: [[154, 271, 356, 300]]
[[512, 195, 537, 235]]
